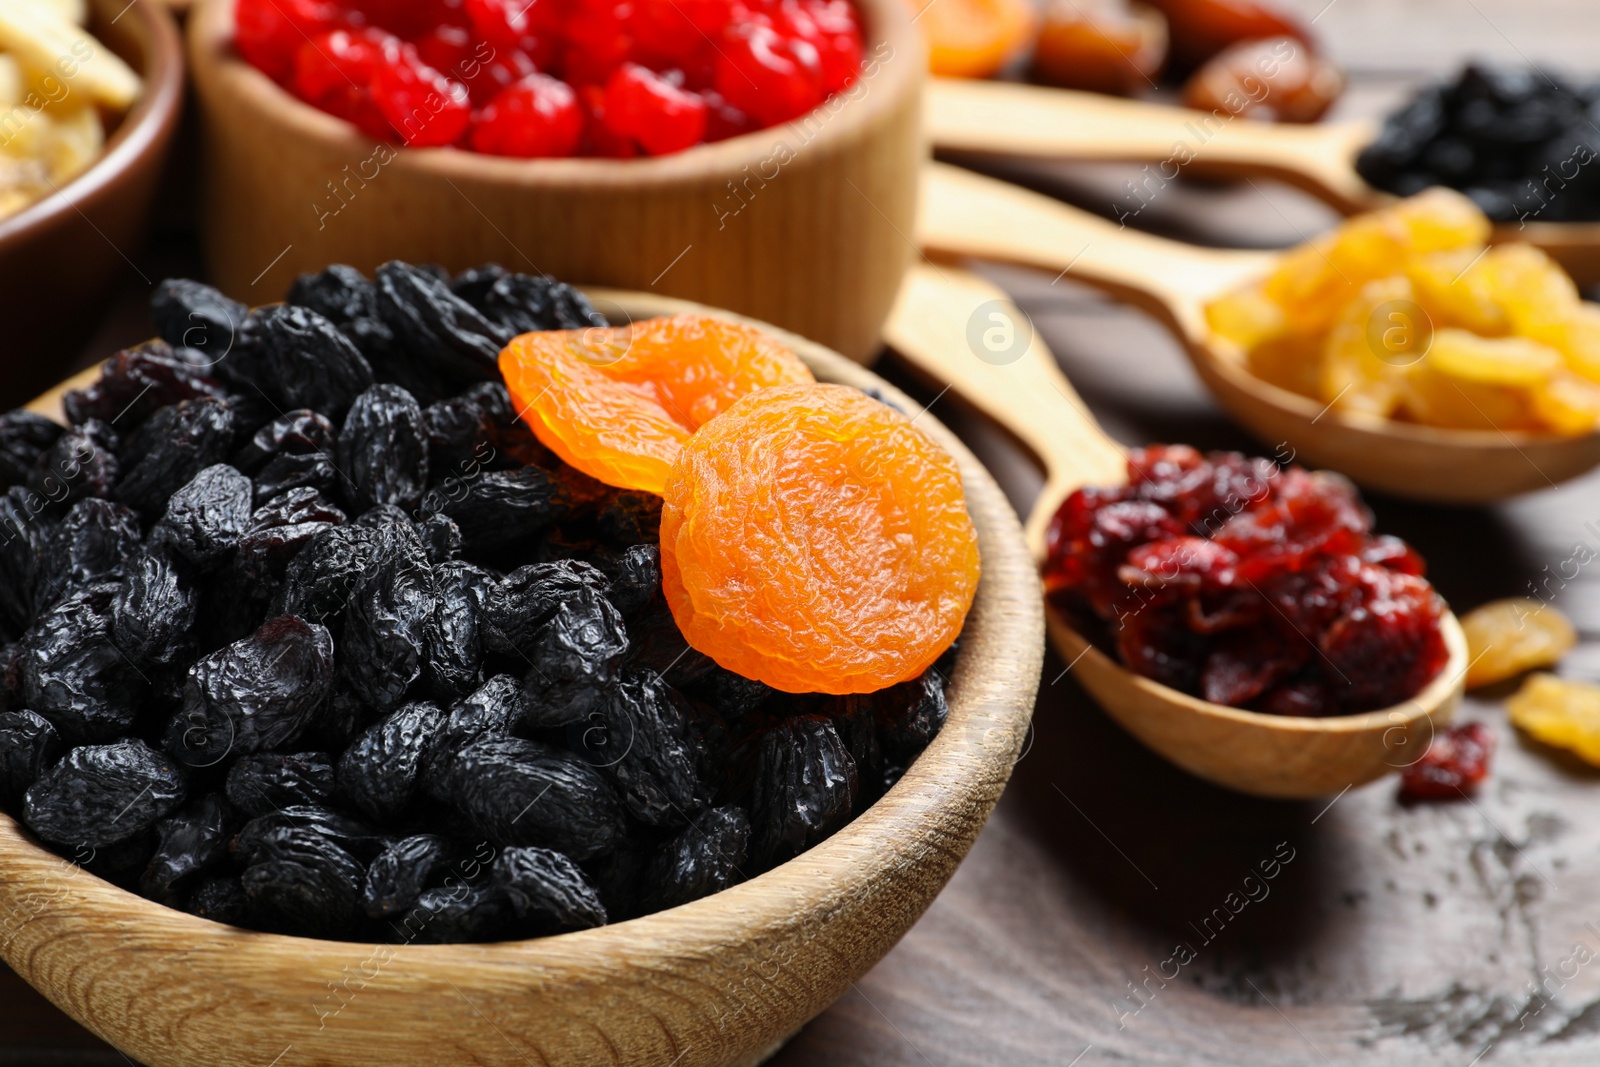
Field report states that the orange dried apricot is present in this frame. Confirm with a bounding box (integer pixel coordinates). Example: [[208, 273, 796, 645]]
[[498, 314, 813, 495], [661, 382, 980, 694], [1461, 598, 1576, 689], [906, 0, 1034, 79]]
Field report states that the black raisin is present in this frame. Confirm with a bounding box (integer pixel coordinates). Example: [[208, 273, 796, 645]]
[[35, 498, 140, 608], [63, 340, 229, 429], [480, 560, 610, 659], [150, 279, 247, 377], [407, 884, 509, 943], [15, 583, 142, 741], [421, 673, 525, 801], [234, 805, 386, 863], [278, 523, 383, 625], [523, 588, 628, 727], [640, 806, 750, 912], [140, 793, 231, 905], [375, 261, 511, 384], [31, 419, 118, 507], [115, 398, 237, 517], [239, 826, 365, 937], [0, 709, 63, 804], [570, 671, 707, 827], [0, 411, 63, 489], [424, 560, 483, 701], [237, 304, 375, 417], [750, 716, 857, 870], [110, 547, 199, 668], [234, 409, 339, 473], [421, 512, 462, 565], [361, 833, 453, 920], [152, 464, 253, 568], [423, 467, 570, 558], [878, 672, 948, 766], [225, 752, 337, 816], [463, 271, 605, 334], [186, 875, 252, 926], [338, 701, 446, 823], [340, 522, 437, 710], [490, 845, 607, 934], [447, 736, 625, 859], [22, 738, 186, 848], [0, 487, 53, 632], [338, 384, 430, 514], [236, 487, 347, 581], [163, 616, 335, 768]]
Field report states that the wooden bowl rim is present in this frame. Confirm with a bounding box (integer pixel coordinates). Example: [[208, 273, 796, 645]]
[[3, 288, 1042, 965], [0, 0, 185, 243], [187, 0, 925, 188]]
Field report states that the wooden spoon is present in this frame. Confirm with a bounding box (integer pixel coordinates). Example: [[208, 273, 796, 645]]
[[926, 78, 1600, 284], [885, 262, 1467, 798], [917, 161, 1600, 504]]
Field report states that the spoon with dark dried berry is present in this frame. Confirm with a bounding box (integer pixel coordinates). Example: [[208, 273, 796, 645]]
[[924, 64, 1600, 284], [886, 263, 1467, 797]]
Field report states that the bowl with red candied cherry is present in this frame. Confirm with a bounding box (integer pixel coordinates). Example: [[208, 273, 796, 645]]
[[186, 0, 923, 365]]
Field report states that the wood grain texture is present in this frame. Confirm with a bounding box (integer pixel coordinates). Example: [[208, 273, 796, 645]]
[[886, 263, 1465, 797], [0, 292, 1042, 1067], [917, 163, 1600, 504], [183, 0, 925, 364]]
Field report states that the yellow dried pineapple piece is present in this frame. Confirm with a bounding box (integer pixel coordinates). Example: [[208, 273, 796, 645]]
[[1427, 328, 1563, 387], [1462, 598, 1576, 688], [1390, 186, 1492, 253], [1482, 243, 1580, 340], [1407, 249, 1508, 336], [1398, 361, 1539, 431], [1507, 673, 1600, 766], [1530, 372, 1600, 435], [1206, 286, 1285, 351]]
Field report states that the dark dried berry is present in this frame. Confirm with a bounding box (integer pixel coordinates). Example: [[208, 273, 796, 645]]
[[422, 673, 525, 801], [63, 341, 229, 429], [481, 560, 610, 659], [422, 382, 510, 473], [595, 489, 662, 547], [240, 826, 365, 938], [491, 845, 607, 934], [187, 875, 252, 925], [23, 738, 186, 848], [0, 487, 53, 632], [0, 411, 63, 489], [116, 398, 237, 517], [110, 548, 199, 668], [193, 556, 283, 653], [152, 465, 253, 568], [15, 583, 142, 741], [279, 524, 383, 625], [523, 589, 628, 727], [290, 264, 382, 331], [150, 279, 247, 375], [460, 270, 605, 334], [31, 419, 118, 507], [164, 616, 336, 767], [253, 452, 340, 504], [640, 806, 750, 912], [447, 736, 625, 859], [750, 716, 857, 869], [877, 672, 948, 767], [140, 793, 231, 904], [425, 560, 484, 701], [338, 701, 447, 823], [339, 384, 430, 514], [699, 665, 777, 724], [341, 523, 437, 710], [571, 671, 707, 827], [421, 512, 461, 565], [237, 487, 348, 581], [408, 884, 510, 943], [36, 498, 140, 607], [423, 467, 570, 558], [238, 304, 375, 417], [609, 544, 662, 618], [81, 830, 158, 884], [234, 409, 339, 473], [361, 833, 454, 919], [0, 709, 63, 804], [225, 752, 337, 816], [375, 261, 511, 384], [234, 805, 387, 863]]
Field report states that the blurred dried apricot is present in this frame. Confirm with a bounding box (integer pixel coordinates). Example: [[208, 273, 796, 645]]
[[1182, 37, 1342, 123], [1141, 0, 1309, 71], [1031, 0, 1166, 95], [1507, 673, 1600, 766], [1462, 598, 1576, 689], [907, 0, 1033, 78], [661, 382, 980, 694], [499, 314, 813, 494]]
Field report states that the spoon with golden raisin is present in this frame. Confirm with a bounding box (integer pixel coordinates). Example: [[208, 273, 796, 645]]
[[885, 262, 1467, 798], [917, 162, 1600, 504]]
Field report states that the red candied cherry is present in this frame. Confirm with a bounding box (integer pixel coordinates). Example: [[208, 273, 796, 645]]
[[714, 23, 824, 125], [603, 63, 708, 155], [561, 0, 637, 85], [371, 44, 474, 146], [414, 23, 475, 77], [235, 0, 346, 83], [346, 0, 461, 39], [631, 0, 739, 66], [292, 28, 399, 140], [469, 74, 585, 157], [1400, 722, 1495, 801], [700, 88, 754, 140], [778, 0, 862, 93], [466, 0, 561, 51], [580, 85, 640, 157]]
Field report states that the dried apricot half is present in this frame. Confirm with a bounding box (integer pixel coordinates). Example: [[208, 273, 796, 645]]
[[661, 382, 980, 694], [1461, 597, 1576, 689], [499, 313, 814, 494]]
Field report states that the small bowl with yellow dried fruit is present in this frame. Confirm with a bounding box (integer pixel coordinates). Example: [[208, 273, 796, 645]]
[[0, 0, 183, 407]]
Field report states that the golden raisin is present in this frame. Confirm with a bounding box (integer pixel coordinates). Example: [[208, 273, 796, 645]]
[[1507, 673, 1600, 766], [661, 383, 980, 694], [1461, 598, 1576, 689], [499, 314, 813, 494]]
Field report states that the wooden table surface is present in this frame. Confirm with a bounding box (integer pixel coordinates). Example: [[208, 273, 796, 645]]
[[9, 0, 1600, 1064]]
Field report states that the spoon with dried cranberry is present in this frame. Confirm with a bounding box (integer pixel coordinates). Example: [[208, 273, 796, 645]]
[[918, 162, 1600, 503], [885, 263, 1467, 797], [923, 78, 1600, 283]]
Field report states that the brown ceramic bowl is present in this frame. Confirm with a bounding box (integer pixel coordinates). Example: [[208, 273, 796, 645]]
[[185, 0, 924, 364], [0, 0, 184, 409]]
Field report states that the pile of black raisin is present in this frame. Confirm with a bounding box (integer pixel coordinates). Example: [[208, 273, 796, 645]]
[[1356, 63, 1600, 222], [0, 261, 954, 944]]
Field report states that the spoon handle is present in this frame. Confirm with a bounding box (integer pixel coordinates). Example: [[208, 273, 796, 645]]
[[920, 162, 1278, 343], [885, 263, 1126, 555], [926, 79, 1380, 213]]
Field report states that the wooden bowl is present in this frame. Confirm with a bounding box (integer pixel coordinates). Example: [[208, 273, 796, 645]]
[[0, 0, 183, 410], [184, 0, 925, 365], [0, 292, 1042, 1067]]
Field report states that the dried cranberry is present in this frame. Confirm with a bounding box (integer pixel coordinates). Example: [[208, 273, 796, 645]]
[[1400, 722, 1495, 801], [470, 74, 584, 157], [603, 65, 708, 155]]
